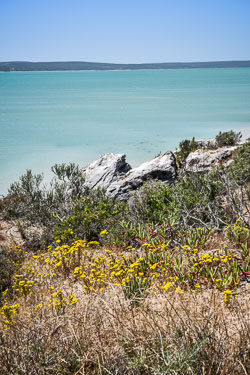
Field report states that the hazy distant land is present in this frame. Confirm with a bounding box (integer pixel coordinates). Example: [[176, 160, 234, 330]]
[[1, 60, 250, 71]]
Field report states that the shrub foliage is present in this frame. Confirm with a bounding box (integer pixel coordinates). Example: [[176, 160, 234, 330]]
[[175, 137, 201, 167], [215, 130, 242, 147]]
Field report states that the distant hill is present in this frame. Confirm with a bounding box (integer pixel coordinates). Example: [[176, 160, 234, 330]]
[[0, 60, 250, 72]]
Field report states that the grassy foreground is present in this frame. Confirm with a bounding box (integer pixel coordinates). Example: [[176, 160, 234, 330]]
[[0, 134, 249, 374], [0, 222, 249, 375]]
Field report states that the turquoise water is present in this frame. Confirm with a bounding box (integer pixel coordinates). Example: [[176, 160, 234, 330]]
[[0, 68, 250, 194]]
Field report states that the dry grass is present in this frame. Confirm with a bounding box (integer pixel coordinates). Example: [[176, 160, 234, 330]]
[[0, 281, 249, 375], [0, 222, 249, 374]]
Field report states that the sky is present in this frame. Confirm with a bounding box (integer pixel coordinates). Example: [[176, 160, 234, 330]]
[[0, 0, 250, 63]]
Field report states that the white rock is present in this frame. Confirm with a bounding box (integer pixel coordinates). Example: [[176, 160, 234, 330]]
[[106, 151, 177, 200], [185, 146, 238, 173], [83, 153, 131, 190]]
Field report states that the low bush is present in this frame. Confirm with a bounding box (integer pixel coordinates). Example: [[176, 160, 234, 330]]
[[227, 138, 250, 184], [175, 137, 202, 168], [0, 248, 15, 304], [55, 188, 128, 243], [215, 130, 242, 147], [0, 245, 26, 305], [129, 173, 225, 230], [0, 164, 86, 247]]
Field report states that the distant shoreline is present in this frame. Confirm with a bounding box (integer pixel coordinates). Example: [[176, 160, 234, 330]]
[[2, 67, 250, 74], [1, 60, 250, 72]]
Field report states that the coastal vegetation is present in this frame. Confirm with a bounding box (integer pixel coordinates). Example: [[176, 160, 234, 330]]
[[175, 137, 202, 168], [1, 60, 250, 72], [0, 132, 249, 374], [215, 130, 242, 148]]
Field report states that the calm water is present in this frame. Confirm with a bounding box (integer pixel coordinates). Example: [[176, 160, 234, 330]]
[[0, 68, 250, 194]]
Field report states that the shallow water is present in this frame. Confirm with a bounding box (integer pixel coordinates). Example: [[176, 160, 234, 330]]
[[0, 68, 250, 194]]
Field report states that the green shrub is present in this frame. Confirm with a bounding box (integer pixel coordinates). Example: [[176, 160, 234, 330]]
[[215, 130, 242, 147], [128, 181, 179, 225], [56, 188, 128, 243], [175, 137, 202, 168], [1, 166, 83, 222], [0, 246, 24, 305], [129, 173, 225, 230], [227, 138, 250, 184], [0, 164, 86, 248]]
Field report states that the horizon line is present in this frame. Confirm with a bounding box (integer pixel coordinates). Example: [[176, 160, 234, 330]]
[[1, 59, 250, 64]]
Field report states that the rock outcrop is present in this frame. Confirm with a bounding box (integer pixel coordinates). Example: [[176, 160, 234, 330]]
[[185, 146, 238, 174], [106, 152, 177, 201], [83, 153, 132, 190], [82, 141, 242, 201]]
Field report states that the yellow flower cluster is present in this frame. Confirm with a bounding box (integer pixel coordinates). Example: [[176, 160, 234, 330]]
[[225, 220, 250, 244], [0, 220, 248, 323], [0, 303, 20, 326], [35, 303, 43, 310], [223, 289, 238, 303], [49, 289, 66, 311], [48, 289, 79, 311], [23, 236, 249, 300], [70, 293, 78, 305], [13, 275, 36, 296]]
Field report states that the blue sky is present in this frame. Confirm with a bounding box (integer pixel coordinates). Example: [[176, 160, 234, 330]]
[[1, 0, 250, 63]]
